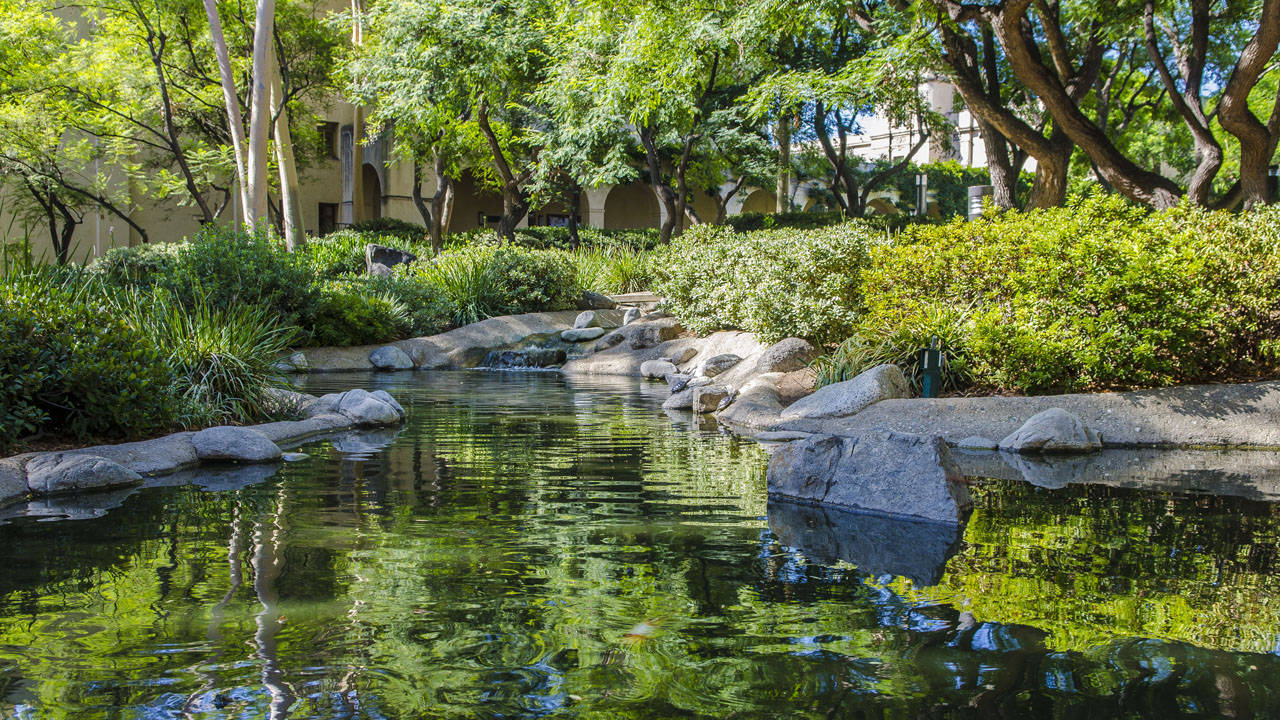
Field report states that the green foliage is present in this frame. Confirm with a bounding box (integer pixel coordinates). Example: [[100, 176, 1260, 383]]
[[307, 280, 411, 347], [571, 245, 655, 294], [410, 244, 582, 326], [448, 225, 662, 251], [811, 302, 973, 392], [724, 210, 845, 233], [852, 196, 1280, 394], [655, 223, 874, 344], [0, 273, 174, 447], [91, 243, 181, 289], [301, 230, 427, 279], [158, 226, 319, 327], [115, 290, 299, 427], [349, 217, 429, 244]]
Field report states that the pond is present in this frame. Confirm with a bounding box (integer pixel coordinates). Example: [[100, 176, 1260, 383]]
[[2, 371, 1280, 718]]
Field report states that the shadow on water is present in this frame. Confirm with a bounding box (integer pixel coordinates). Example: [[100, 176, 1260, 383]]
[[1, 371, 1280, 717]]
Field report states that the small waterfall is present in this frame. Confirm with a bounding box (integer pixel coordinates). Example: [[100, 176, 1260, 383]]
[[478, 348, 568, 370]]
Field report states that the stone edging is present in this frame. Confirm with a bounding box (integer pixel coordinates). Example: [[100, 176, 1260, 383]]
[[0, 388, 407, 510]]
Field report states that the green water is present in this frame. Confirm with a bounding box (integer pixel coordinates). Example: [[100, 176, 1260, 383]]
[[2, 372, 1280, 718]]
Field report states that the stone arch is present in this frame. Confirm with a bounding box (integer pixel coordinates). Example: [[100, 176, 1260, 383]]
[[603, 182, 660, 229], [740, 188, 777, 215], [361, 164, 383, 220]]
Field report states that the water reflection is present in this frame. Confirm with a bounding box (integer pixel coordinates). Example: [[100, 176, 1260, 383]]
[[0, 372, 1278, 718]]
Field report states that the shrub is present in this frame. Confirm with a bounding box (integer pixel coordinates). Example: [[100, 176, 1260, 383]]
[[91, 242, 182, 289], [365, 272, 454, 338], [410, 244, 581, 326], [654, 223, 875, 344], [725, 210, 845, 233], [301, 229, 429, 279], [445, 226, 663, 252], [854, 196, 1280, 394], [0, 276, 175, 448], [349, 217, 428, 244], [307, 280, 411, 347], [572, 246, 654, 294], [116, 290, 299, 427], [158, 226, 319, 327]]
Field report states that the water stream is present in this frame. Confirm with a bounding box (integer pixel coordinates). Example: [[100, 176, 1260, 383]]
[[1, 371, 1279, 717]]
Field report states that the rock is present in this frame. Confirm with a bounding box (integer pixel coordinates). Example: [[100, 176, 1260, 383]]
[[767, 431, 971, 525], [593, 332, 625, 352], [717, 374, 785, 429], [369, 345, 414, 370], [693, 385, 731, 414], [365, 244, 417, 275], [561, 327, 606, 343], [310, 389, 406, 427], [956, 436, 999, 451], [622, 307, 641, 325], [483, 348, 566, 368], [756, 431, 813, 442], [282, 452, 309, 462], [666, 373, 692, 391], [716, 390, 738, 412], [263, 388, 316, 416], [640, 359, 678, 379], [577, 291, 618, 310], [573, 310, 600, 329], [192, 426, 283, 463], [779, 364, 910, 421], [755, 338, 818, 374], [25, 454, 143, 495], [0, 457, 29, 506], [666, 346, 698, 365], [662, 388, 696, 410], [699, 353, 742, 377], [273, 351, 308, 373], [998, 408, 1102, 454], [628, 320, 683, 349]]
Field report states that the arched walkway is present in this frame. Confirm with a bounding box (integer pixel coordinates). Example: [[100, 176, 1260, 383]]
[[740, 189, 777, 215], [361, 164, 383, 220], [603, 183, 660, 229]]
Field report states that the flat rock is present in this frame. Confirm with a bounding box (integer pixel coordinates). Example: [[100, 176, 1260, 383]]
[[767, 431, 971, 525], [573, 310, 600, 329], [755, 338, 818, 374], [999, 408, 1102, 454], [628, 319, 683, 349], [662, 388, 696, 410], [956, 436, 999, 451], [756, 431, 814, 442], [693, 385, 731, 414], [192, 426, 283, 463], [310, 389, 406, 427], [26, 453, 143, 496], [561, 327, 606, 342], [640, 359, 678, 379], [622, 307, 641, 325], [369, 345, 414, 370], [699, 353, 742, 377], [780, 364, 909, 421], [593, 332, 625, 352], [666, 346, 697, 365]]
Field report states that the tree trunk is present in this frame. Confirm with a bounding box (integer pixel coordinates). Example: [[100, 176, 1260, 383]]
[[202, 0, 250, 219], [1216, 0, 1280, 207], [269, 46, 304, 250], [245, 0, 276, 226], [637, 124, 679, 243], [776, 111, 791, 212], [475, 100, 529, 241]]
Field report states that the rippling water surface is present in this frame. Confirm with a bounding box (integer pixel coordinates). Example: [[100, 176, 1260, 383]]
[[2, 371, 1280, 718]]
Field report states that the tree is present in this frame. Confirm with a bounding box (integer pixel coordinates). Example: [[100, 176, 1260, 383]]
[[348, 0, 551, 241]]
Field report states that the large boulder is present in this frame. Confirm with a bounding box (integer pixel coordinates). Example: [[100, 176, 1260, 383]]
[[666, 346, 698, 365], [309, 389, 406, 427], [26, 453, 143, 495], [365, 244, 417, 276], [369, 345, 414, 370], [622, 307, 641, 325], [573, 310, 600, 329], [662, 388, 696, 410], [998, 408, 1102, 454], [767, 431, 971, 525], [692, 385, 732, 414], [0, 457, 28, 506], [192, 426, 283, 463], [699, 353, 742, 378], [628, 319, 683, 349], [640, 359, 678, 379], [755, 338, 818, 374], [561, 327, 606, 343], [780, 364, 909, 421]]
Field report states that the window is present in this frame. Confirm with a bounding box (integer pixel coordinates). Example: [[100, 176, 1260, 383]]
[[318, 202, 338, 235], [318, 122, 339, 159]]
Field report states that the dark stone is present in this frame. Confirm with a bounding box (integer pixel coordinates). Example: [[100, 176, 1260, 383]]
[[577, 291, 618, 310], [767, 431, 971, 524], [365, 244, 417, 275], [480, 348, 567, 369], [593, 332, 625, 352], [767, 499, 965, 585]]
